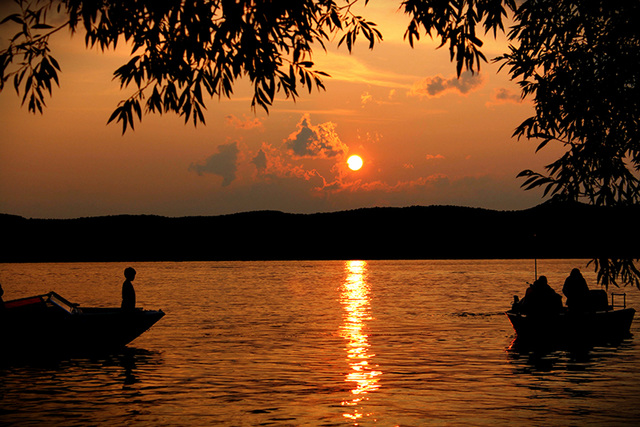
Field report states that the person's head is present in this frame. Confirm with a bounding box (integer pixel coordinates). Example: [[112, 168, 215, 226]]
[[124, 267, 137, 281], [570, 268, 582, 278], [536, 276, 548, 287]]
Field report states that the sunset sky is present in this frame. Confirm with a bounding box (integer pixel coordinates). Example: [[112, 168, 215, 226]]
[[0, 2, 564, 219]]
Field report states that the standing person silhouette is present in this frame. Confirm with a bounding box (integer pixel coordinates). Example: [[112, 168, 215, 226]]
[[121, 267, 137, 311]]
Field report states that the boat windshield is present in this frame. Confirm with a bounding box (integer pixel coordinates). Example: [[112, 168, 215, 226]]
[[47, 292, 78, 314]]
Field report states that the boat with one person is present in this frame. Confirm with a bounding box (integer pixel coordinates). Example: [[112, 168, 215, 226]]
[[0, 291, 164, 353]]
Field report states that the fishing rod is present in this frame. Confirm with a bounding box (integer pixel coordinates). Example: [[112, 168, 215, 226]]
[[533, 233, 537, 281]]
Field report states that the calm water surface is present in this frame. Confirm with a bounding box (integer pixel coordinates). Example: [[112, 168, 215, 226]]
[[1, 260, 639, 426]]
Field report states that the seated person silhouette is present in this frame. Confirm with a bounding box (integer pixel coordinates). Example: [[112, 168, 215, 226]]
[[562, 268, 590, 311], [520, 276, 563, 314]]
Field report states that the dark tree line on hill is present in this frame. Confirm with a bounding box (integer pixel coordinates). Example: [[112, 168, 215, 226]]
[[2, 202, 637, 265]]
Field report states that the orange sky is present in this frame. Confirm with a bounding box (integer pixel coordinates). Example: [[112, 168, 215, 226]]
[[0, 2, 564, 218]]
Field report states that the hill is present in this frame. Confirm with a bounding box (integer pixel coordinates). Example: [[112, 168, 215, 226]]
[[1, 202, 637, 262]]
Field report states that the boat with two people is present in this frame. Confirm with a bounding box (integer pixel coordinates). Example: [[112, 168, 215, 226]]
[[506, 273, 635, 345]]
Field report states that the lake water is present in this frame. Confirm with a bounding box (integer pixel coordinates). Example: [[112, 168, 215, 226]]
[[1, 259, 639, 426]]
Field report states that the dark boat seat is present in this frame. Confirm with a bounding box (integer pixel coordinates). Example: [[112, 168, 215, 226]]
[[589, 289, 610, 311]]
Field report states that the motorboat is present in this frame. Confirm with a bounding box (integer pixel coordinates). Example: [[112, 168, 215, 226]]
[[1, 292, 164, 353], [506, 291, 635, 344]]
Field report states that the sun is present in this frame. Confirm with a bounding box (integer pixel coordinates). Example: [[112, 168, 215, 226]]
[[347, 155, 363, 171]]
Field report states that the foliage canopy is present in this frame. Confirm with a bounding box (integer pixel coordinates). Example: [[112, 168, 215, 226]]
[[1, 0, 639, 286], [1, 0, 386, 132]]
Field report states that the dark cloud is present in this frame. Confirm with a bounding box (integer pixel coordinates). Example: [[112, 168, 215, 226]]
[[190, 142, 239, 187], [225, 114, 263, 130], [252, 149, 267, 172], [284, 114, 348, 159], [493, 88, 521, 103], [409, 71, 484, 98]]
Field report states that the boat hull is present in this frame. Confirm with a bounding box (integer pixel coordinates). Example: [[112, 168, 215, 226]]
[[1, 293, 164, 353], [506, 308, 635, 344]]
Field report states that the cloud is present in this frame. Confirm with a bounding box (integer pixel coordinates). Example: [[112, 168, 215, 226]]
[[486, 87, 522, 106], [408, 71, 484, 98], [284, 114, 348, 159], [360, 90, 401, 108], [309, 172, 541, 212], [361, 91, 373, 107], [225, 114, 264, 130], [250, 143, 324, 183], [426, 154, 445, 161], [314, 52, 414, 89], [190, 142, 240, 187], [252, 149, 267, 172], [341, 174, 450, 194]]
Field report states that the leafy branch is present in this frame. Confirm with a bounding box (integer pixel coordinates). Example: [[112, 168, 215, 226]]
[[0, 1, 387, 133], [0, 0, 67, 113], [402, 0, 517, 76]]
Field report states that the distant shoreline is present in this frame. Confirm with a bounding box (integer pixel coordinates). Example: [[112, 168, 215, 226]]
[[1, 201, 638, 263]]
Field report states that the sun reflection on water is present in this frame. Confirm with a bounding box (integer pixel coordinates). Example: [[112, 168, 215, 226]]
[[340, 260, 382, 422]]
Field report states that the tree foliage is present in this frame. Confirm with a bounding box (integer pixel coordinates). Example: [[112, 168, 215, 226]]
[[402, 0, 515, 76], [496, 0, 640, 287], [500, 1, 640, 207], [1, 0, 639, 286], [1, 0, 383, 132]]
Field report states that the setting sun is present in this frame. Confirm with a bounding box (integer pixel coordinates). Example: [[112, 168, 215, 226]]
[[347, 155, 363, 171]]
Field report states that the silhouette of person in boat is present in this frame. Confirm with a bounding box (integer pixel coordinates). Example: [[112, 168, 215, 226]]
[[121, 267, 137, 311], [562, 268, 590, 311], [520, 276, 563, 314]]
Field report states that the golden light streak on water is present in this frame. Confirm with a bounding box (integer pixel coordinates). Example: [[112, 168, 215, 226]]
[[340, 260, 382, 422]]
